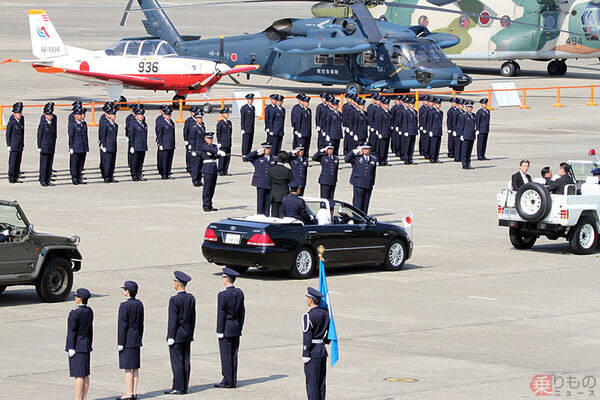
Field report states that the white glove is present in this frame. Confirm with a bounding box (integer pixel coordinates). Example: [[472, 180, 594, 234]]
[[321, 132, 326, 137], [184, 140, 188, 146], [269, 132, 274, 136], [1, 229, 9, 236], [101, 147, 106, 153], [68, 349, 76, 358], [130, 147, 134, 154], [217, 333, 224, 339], [377, 134, 382, 139], [38, 148, 41, 153], [187, 145, 191, 150], [7, 146, 11, 152], [476, 130, 479, 135], [296, 132, 301, 138], [429, 131, 433, 135], [167, 338, 175, 346], [326, 135, 330, 141], [192, 151, 197, 157], [316, 126, 320, 132], [265, 128, 270, 133], [452, 132, 457, 137], [429, 133, 432, 137], [217, 143, 222, 148], [447, 130, 451, 135], [257, 148, 264, 155], [460, 136, 464, 142], [126, 137, 129, 142], [241, 130, 245, 135], [353, 135, 358, 141], [69, 148, 74, 155], [353, 148, 361, 155], [159, 145, 164, 151], [403, 132, 408, 137], [218, 150, 226, 157], [302, 357, 311, 364], [419, 126, 423, 132], [118, 345, 124, 352], [395, 127, 400, 132], [320, 147, 327, 152]]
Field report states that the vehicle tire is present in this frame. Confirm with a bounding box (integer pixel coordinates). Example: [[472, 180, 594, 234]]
[[451, 85, 465, 93], [383, 238, 407, 271], [35, 257, 73, 302], [515, 183, 552, 222], [172, 94, 186, 108], [202, 103, 213, 114], [547, 60, 560, 75], [230, 266, 250, 274], [569, 217, 598, 255], [558, 60, 567, 75], [0, 285, 6, 295], [346, 82, 363, 95], [118, 96, 127, 106], [509, 227, 537, 249], [289, 247, 316, 279], [500, 61, 517, 77]]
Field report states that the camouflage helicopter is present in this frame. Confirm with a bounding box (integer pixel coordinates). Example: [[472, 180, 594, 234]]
[[313, 0, 600, 77]]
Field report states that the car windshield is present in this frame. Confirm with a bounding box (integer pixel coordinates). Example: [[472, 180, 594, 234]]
[[303, 200, 367, 224], [395, 41, 447, 65], [0, 204, 26, 229], [568, 160, 597, 183]]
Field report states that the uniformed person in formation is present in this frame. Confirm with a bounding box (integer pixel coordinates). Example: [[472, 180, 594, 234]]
[[302, 287, 330, 400], [446, 98, 458, 159], [66, 288, 93, 400], [189, 110, 206, 187], [125, 105, 138, 168], [240, 93, 255, 156], [217, 107, 233, 176], [292, 94, 312, 152], [475, 98, 491, 161], [166, 271, 196, 396], [199, 132, 225, 212], [345, 143, 377, 214], [351, 97, 368, 152], [183, 106, 200, 173], [129, 106, 148, 181], [268, 95, 286, 154], [418, 95, 432, 159], [390, 95, 405, 158], [312, 143, 339, 200], [373, 96, 391, 166], [457, 100, 476, 170], [156, 105, 176, 179], [366, 94, 381, 148], [117, 281, 144, 400], [428, 97, 443, 163], [6, 102, 25, 184], [215, 268, 245, 389], [264, 94, 277, 141], [69, 105, 89, 185], [341, 93, 356, 154], [37, 102, 57, 186], [453, 99, 465, 162], [98, 103, 119, 183], [323, 98, 342, 155], [401, 97, 418, 165], [98, 102, 114, 174], [289, 145, 309, 196], [245, 142, 277, 216], [315, 93, 329, 149]]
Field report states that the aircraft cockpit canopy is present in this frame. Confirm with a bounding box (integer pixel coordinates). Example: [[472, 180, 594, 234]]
[[104, 39, 177, 56], [392, 41, 448, 66]]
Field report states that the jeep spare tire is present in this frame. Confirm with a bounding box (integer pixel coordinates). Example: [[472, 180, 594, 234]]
[[515, 183, 552, 222]]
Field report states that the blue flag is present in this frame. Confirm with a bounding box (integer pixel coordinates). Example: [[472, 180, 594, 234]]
[[318, 259, 339, 366]]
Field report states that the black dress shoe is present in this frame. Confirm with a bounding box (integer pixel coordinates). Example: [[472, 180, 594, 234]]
[[41, 182, 49, 187], [104, 179, 111, 183], [214, 383, 234, 388], [168, 175, 175, 180], [164, 389, 185, 395], [132, 177, 140, 182], [139, 177, 147, 181], [110, 178, 119, 183], [79, 180, 87, 185], [210, 207, 219, 211], [193, 183, 202, 187], [72, 181, 79, 185], [483, 157, 489, 160], [204, 208, 212, 212]]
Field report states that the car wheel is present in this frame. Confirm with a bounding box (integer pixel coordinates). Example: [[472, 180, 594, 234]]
[[515, 183, 552, 222], [289, 247, 316, 279], [0, 285, 6, 295], [202, 103, 213, 114], [383, 238, 407, 271], [35, 257, 73, 302], [569, 217, 598, 255], [230, 266, 250, 274], [509, 227, 537, 249]]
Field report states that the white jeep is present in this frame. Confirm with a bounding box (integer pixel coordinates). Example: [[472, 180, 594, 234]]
[[497, 159, 600, 254]]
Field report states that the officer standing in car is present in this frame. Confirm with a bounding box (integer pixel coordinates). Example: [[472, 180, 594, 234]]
[[98, 104, 119, 183], [215, 267, 245, 389], [428, 97, 443, 163], [6, 102, 24, 184], [166, 271, 196, 396], [66, 288, 93, 400], [457, 100, 476, 170], [476, 98, 490, 160], [312, 143, 339, 200], [345, 143, 377, 214], [129, 106, 148, 181], [199, 132, 225, 212], [289, 145, 309, 196], [217, 107, 233, 176], [302, 287, 330, 400], [189, 110, 206, 187], [184, 106, 200, 173], [69, 105, 89, 185], [245, 142, 277, 216], [156, 105, 176, 179], [37, 102, 57, 186], [240, 93, 255, 156], [117, 281, 144, 400]]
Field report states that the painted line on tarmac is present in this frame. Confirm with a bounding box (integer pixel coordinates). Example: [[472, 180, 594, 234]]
[[468, 295, 498, 301]]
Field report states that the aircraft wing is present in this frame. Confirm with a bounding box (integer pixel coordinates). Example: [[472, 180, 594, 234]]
[[32, 64, 166, 88]]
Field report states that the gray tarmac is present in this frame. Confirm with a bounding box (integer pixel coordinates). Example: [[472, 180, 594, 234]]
[[1, 1, 600, 399]]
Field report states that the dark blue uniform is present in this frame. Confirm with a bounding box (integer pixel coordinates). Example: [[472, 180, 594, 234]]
[[184, 116, 195, 173], [99, 115, 118, 181], [446, 105, 459, 158], [217, 118, 232, 175], [167, 291, 196, 394], [303, 306, 330, 400], [418, 104, 431, 158], [245, 150, 277, 215], [292, 105, 312, 152], [68, 120, 89, 184], [476, 107, 490, 160], [401, 107, 418, 163], [156, 115, 176, 179], [324, 109, 342, 155], [373, 108, 391, 165], [428, 108, 443, 163], [66, 305, 94, 377], [199, 142, 219, 211], [125, 113, 136, 167], [312, 150, 339, 200], [269, 106, 285, 154], [189, 123, 205, 186], [315, 102, 329, 149], [351, 109, 368, 149], [216, 285, 245, 388], [118, 298, 144, 370], [366, 103, 379, 146], [282, 194, 312, 224], [289, 153, 309, 196], [454, 109, 465, 162], [390, 103, 404, 157], [345, 151, 377, 214], [457, 111, 476, 169], [264, 103, 274, 139], [129, 119, 148, 180], [37, 115, 57, 185], [6, 114, 24, 183], [240, 103, 255, 155]]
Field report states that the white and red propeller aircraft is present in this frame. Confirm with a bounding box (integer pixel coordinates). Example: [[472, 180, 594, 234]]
[[1, 9, 259, 103]]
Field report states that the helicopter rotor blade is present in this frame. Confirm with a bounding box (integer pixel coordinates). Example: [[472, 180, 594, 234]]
[[350, 2, 383, 43], [120, 0, 135, 26], [219, 36, 225, 64]]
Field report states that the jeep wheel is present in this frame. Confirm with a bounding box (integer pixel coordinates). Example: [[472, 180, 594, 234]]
[[515, 183, 552, 222], [383, 238, 407, 271], [509, 227, 537, 249], [0, 285, 6, 295], [35, 257, 73, 302], [289, 247, 316, 279], [569, 217, 598, 255]]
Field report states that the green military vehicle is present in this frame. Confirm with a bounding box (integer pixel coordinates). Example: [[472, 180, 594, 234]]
[[0, 200, 82, 302]]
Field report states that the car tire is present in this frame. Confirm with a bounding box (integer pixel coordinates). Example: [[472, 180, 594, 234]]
[[509, 227, 537, 249], [569, 217, 598, 255], [35, 257, 73, 302], [383, 238, 407, 271], [0, 285, 6, 295], [230, 266, 250, 274], [289, 247, 316, 279], [515, 183, 552, 222]]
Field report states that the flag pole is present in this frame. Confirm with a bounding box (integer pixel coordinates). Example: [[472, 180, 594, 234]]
[[317, 244, 325, 262]]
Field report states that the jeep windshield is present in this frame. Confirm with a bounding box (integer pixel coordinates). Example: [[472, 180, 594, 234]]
[[0, 204, 26, 229], [568, 160, 596, 183]]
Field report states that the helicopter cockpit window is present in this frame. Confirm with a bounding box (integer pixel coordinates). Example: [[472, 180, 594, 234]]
[[582, 3, 600, 40], [125, 41, 141, 56], [333, 54, 345, 66], [156, 42, 177, 56], [314, 54, 328, 65], [361, 49, 377, 67], [104, 41, 127, 56], [391, 47, 411, 68], [398, 42, 447, 65], [140, 41, 158, 56]]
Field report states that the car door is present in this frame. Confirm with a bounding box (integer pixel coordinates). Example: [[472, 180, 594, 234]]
[[305, 225, 347, 266], [334, 203, 386, 264]]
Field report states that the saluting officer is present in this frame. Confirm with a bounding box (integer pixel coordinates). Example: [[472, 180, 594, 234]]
[[240, 93, 255, 156], [166, 271, 196, 396], [446, 97, 458, 159], [156, 105, 176, 179], [428, 97, 443, 163], [312, 143, 339, 200], [6, 102, 24, 184], [125, 104, 138, 168], [215, 267, 245, 389], [37, 102, 57, 186], [217, 107, 233, 176], [69, 105, 89, 185], [99, 104, 119, 183], [289, 145, 309, 196], [302, 287, 330, 400], [345, 143, 377, 214], [129, 106, 148, 181], [476, 98, 491, 160], [199, 132, 225, 212], [373, 97, 391, 166], [268, 151, 294, 218], [401, 97, 418, 165], [117, 281, 144, 400], [454, 99, 465, 162], [189, 111, 206, 187], [315, 93, 329, 149], [66, 288, 93, 400], [264, 94, 277, 141], [457, 100, 476, 170], [184, 106, 200, 173], [245, 142, 277, 216], [324, 98, 342, 155]]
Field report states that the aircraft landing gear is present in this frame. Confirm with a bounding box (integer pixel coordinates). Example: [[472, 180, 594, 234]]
[[202, 103, 213, 114], [172, 94, 187, 108], [548, 59, 567, 76], [346, 82, 363, 94], [500, 61, 520, 77]]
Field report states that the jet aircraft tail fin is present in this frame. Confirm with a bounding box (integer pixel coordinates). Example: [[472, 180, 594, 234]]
[[136, 0, 184, 47], [28, 10, 67, 59]]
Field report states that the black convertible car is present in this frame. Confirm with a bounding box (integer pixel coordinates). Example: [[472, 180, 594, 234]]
[[201, 198, 413, 279]]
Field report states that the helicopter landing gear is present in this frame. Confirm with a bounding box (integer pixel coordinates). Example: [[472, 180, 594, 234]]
[[202, 103, 213, 114], [500, 60, 520, 77], [451, 86, 465, 92], [118, 96, 127, 107], [345, 82, 363, 95], [172, 94, 186, 108], [547, 59, 567, 76]]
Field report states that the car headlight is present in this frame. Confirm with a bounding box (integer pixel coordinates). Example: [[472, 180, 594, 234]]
[[70, 235, 80, 244]]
